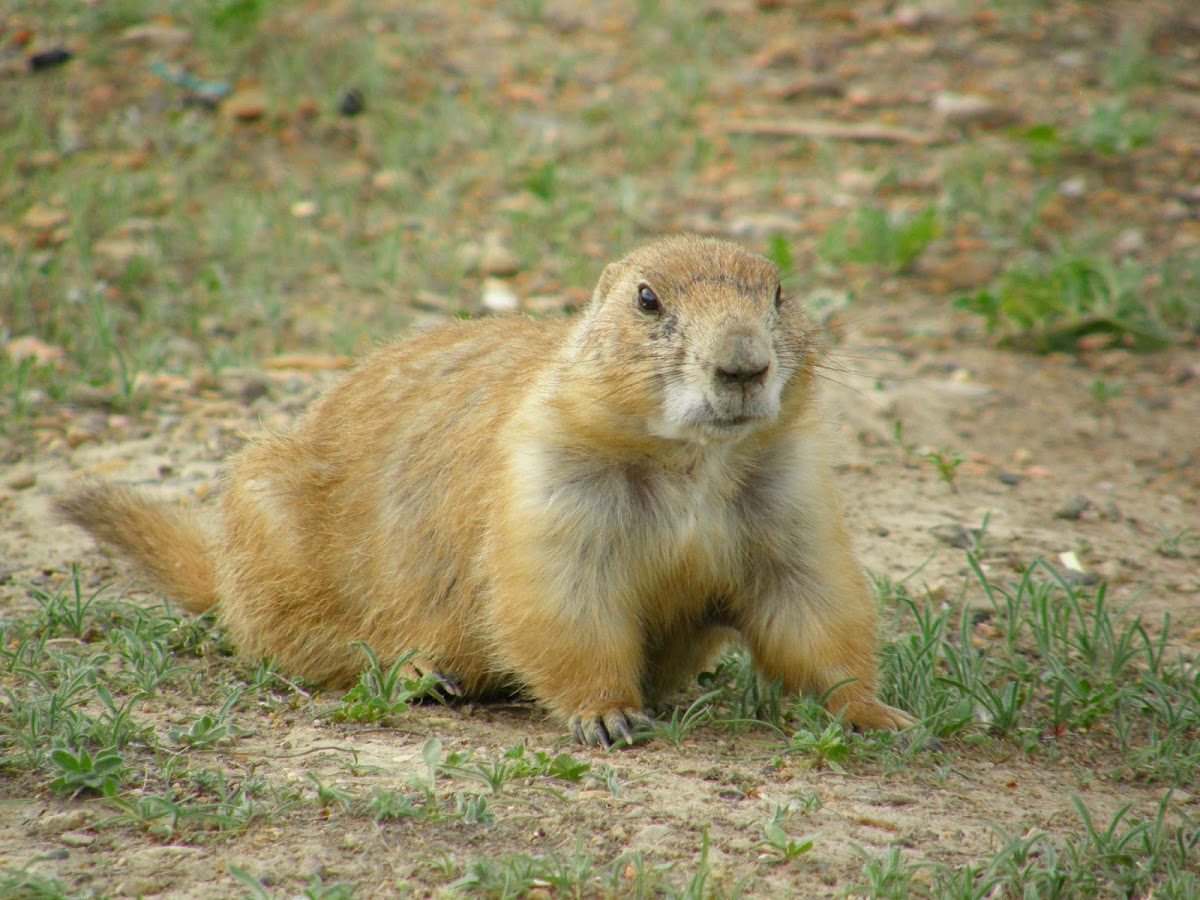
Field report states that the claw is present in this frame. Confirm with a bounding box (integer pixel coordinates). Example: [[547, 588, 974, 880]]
[[605, 711, 633, 746], [568, 708, 654, 748], [429, 671, 464, 698], [570, 717, 587, 745], [586, 717, 612, 749]]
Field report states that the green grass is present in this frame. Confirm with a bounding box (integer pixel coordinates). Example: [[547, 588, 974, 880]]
[[954, 250, 1199, 351], [2, 547, 1197, 894], [4, 1, 1200, 896], [820, 204, 941, 273]]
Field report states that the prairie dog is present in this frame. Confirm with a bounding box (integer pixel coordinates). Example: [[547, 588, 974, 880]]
[[58, 236, 912, 746]]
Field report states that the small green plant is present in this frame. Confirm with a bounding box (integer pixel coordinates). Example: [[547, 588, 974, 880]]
[[169, 690, 242, 748], [0, 864, 76, 900], [765, 234, 794, 282], [365, 786, 420, 822], [520, 160, 558, 201], [48, 745, 123, 796], [653, 691, 719, 746], [921, 446, 966, 492], [699, 648, 788, 732], [330, 644, 438, 723], [892, 419, 917, 462], [28, 566, 104, 639], [306, 772, 352, 811], [954, 253, 1170, 351], [756, 806, 816, 863], [1155, 526, 1196, 559], [453, 791, 494, 825], [851, 846, 925, 899], [1074, 98, 1161, 156], [785, 722, 852, 772], [821, 204, 941, 273]]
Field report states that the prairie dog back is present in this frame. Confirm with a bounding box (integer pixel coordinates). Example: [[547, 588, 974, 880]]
[[58, 235, 911, 746]]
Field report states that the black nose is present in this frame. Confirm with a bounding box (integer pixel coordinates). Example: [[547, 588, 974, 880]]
[[715, 363, 769, 386]]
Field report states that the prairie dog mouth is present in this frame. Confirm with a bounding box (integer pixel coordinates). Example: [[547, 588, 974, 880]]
[[708, 415, 755, 429]]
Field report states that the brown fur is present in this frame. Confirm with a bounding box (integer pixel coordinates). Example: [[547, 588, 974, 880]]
[[57, 236, 912, 745]]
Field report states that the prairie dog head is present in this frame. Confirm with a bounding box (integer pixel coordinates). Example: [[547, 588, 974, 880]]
[[568, 235, 817, 445]]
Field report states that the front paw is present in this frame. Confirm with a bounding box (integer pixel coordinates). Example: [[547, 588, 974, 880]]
[[569, 707, 655, 748], [843, 699, 915, 731]]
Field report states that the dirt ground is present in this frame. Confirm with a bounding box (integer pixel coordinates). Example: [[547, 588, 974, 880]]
[[2, 1, 1199, 897]]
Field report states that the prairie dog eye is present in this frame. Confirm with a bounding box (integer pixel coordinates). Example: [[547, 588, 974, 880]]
[[774, 284, 783, 308], [636, 284, 660, 313]]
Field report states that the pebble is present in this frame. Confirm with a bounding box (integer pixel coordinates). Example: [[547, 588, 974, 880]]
[[66, 426, 100, 449], [120, 24, 191, 45], [239, 375, 271, 406], [22, 204, 68, 231], [60, 829, 96, 847], [29, 47, 73, 71], [94, 238, 155, 265], [932, 92, 1017, 128], [1054, 495, 1092, 520], [1058, 176, 1087, 198], [5, 468, 36, 490], [1111, 228, 1144, 256], [7, 335, 66, 367], [35, 809, 92, 835], [997, 472, 1021, 486], [481, 278, 520, 314], [337, 88, 364, 117], [223, 89, 269, 122], [929, 523, 972, 549], [118, 877, 166, 897]]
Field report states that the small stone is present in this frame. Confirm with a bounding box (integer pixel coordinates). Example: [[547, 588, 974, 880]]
[[120, 23, 191, 45], [1111, 228, 1144, 256], [223, 89, 269, 122], [997, 472, 1021, 486], [5, 469, 36, 490], [7, 335, 66, 368], [481, 278, 520, 314], [60, 829, 95, 847], [337, 89, 364, 117], [29, 47, 73, 71], [1054, 495, 1091, 520], [22, 204, 68, 232], [290, 200, 317, 219], [118, 876, 166, 897], [239, 375, 271, 406], [35, 810, 92, 835], [94, 238, 154, 265], [1058, 176, 1087, 198], [932, 92, 1018, 128], [930, 523, 972, 549], [371, 169, 402, 191], [66, 426, 100, 448]]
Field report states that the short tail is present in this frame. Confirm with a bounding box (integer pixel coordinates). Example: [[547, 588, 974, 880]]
[[55, 481, 219, 614]]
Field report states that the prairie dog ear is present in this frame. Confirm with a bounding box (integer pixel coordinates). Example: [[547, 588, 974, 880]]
[[592, 262, 622, 304]]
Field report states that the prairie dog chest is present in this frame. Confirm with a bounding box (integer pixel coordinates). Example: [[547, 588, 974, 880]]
[[514, 440, 753, 580]]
